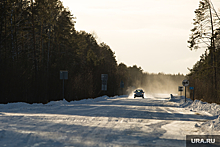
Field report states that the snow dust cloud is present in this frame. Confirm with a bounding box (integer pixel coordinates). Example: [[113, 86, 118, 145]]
[[126, 73, 186, 98]]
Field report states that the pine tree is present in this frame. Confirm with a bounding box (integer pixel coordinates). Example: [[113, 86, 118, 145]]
[[188, 0, 220, 100]]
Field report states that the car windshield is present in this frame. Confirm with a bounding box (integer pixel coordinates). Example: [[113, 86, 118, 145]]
[[136, 90, 143, 92]]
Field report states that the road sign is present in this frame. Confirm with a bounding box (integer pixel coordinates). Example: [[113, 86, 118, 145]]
[[189, 87, 195, 101], [101, 74, 108, 91], [101, 74, 108, 81], [120, 81, 124, 88], [178, 86, 183, 92], [102, 85, 107, 91], [102, 80, 107, 85], [190, 87, 194, 90], [182, 80, 189, 87], [60, 71, 68, 80]]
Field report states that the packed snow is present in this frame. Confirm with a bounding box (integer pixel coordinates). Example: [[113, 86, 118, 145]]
[[177, 96, 220, 135], [0, 94, 219, 146]]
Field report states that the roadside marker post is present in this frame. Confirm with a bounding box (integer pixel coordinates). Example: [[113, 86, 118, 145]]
[[182, 80, 189, 103], [190, 87, 194, 101]]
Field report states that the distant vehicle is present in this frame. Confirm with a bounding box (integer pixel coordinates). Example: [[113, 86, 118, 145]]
[[134, 89, 144, 98]]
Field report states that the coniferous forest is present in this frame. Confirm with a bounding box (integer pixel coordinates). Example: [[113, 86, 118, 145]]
[[1, 0, 186, 104], [187, 0, 220, 104]]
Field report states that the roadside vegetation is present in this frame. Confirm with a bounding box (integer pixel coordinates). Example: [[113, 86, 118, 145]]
[[187, 0, 220, 103], [0, 0, 185, 104]]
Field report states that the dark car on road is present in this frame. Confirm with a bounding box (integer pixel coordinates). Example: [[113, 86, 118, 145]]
[[134, 89, 144, 98]]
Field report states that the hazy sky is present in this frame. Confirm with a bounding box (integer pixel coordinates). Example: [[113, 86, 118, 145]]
[[61, 0, 220, 75]]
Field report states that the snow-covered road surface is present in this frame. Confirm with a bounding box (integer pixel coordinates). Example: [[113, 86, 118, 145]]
[[0, 95, 218, 147]]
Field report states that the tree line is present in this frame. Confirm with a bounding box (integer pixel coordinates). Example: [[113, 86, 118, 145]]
[[118, 63, 185, 95], [187, 0, 220, 103], [0, 0, 185, 104]]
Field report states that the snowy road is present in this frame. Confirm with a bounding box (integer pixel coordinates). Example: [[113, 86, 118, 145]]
[[0, 95, 216, 147]]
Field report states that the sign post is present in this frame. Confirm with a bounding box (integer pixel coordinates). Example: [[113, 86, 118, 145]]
[[60, 70, 68, 99], [101, 74, 108, 92], [120, 81, 124, 95], [182, 80, 189, 102], [190, 87, 194, 101], [178, 86, 184, 97]]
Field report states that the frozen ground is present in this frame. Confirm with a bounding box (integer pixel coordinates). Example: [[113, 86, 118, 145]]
[[0, 94, 219, 147]]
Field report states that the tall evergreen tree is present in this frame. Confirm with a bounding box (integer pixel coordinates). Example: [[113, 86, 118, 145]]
[[188, 0, 220, 100]]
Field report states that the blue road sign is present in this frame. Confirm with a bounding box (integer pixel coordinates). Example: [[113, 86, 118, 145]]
[[190, 87, 194, 90]]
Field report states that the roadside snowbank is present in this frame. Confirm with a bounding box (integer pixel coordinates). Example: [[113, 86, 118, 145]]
[[187, 99, 220, 134], [187, 100, 220, 116], [170, 96, 220, 116], [170, 96, 220, 134]]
